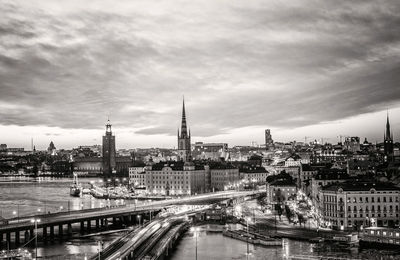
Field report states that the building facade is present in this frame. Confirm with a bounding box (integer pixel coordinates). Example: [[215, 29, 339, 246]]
[[209, 164, 240, 192], [145, 161, 205, 195], [319, 182, 400, 231], [129, 166, 146, 187], [192, 142, 228, 161], [267, 180, 297, 204]]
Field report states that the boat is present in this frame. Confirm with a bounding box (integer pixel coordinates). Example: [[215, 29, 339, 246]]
[[222, 229, 282, 246], [325, 233, 359, 247], [70, 173, 82, 197]]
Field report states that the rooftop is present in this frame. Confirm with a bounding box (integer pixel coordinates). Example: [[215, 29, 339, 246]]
[[323, 181, 400, 192]]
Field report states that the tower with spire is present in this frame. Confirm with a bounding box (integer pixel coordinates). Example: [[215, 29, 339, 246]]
[[177, 98, 191, 161], [384, 112, 394, 159], [102, 119, 116, 176]]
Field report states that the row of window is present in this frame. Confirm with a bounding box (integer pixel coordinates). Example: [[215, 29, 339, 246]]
[[347, 196, 399, 203], [325, 195, 400, 203], [347, 205, 399, 212], [324, 212, 399, 219]]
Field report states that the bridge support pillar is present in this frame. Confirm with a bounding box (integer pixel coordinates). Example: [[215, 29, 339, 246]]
[[67, 224, 72, 237], [112, 217, 117, 227], [104, 219, 108, 229], [80, 221, 85, 235], [15, 231, 20, 246], [43, 226, 47, 243], [87, 220, 91, 233], [6, 232, 11, 246], [30, 229, 34, 243], [100, 218, 104, 227], [24, 230, 29, 243], [59, 224, 63, 241], [50, 225, 54, 242], [96, 219, 99, 230]]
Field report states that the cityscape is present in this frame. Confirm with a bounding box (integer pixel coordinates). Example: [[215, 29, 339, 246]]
[[1, 1, 400, 260]]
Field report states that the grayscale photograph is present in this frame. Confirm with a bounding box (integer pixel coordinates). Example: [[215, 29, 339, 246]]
[[0, 0, 400, 259]]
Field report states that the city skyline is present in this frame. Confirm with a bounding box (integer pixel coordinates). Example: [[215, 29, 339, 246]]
[[1, 0, 400, 149]]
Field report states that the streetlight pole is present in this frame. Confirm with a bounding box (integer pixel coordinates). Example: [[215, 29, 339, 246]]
[[31, 218, 41, 260]]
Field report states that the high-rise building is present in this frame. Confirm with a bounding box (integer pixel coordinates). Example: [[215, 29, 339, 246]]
[[102, 120, 116, 176], [177, 98, 191, 161], [265, 129, 274, 150], [384, 113, 394, 159]]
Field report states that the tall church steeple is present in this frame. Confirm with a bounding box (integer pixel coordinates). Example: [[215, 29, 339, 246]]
[[180, 98, 188, 138], [385, 112, 392, 141], [177, 97, 191, 161], [384, 111, 394, 159]]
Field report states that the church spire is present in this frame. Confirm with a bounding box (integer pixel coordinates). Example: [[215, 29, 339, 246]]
[[180, 97, 188, 138], [386, 111, 392, 141]]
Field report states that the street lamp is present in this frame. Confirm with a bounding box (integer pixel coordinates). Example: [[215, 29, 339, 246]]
[[137, 215, 142, 226], [31, 218, 41, 260], [190, 227, 200, 260]]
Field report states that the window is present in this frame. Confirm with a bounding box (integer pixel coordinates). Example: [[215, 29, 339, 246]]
[[359, 197, 363, 202], [384, 197, 387, 202]]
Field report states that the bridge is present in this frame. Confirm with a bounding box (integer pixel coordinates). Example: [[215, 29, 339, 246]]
[[90, 206, 209, 260], [0, 190, 261, 248]]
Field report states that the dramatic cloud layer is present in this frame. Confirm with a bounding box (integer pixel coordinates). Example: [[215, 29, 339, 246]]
[[1, 0, 400, 147]]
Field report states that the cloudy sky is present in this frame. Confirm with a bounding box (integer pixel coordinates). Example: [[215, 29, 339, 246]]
[[1, 0, 399, 149]]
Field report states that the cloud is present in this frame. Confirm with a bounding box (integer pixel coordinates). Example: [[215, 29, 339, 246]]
[[0, 0, 399, 142]]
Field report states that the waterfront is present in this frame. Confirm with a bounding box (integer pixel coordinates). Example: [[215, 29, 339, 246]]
[[1, 179, 400, 259]]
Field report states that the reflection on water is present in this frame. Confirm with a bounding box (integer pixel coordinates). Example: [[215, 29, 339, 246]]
[[0, 177, 136, 219], [170, 227, 400, 260]]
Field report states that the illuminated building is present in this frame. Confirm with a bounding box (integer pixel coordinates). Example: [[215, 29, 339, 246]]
[[145, 161, 205, 195], [319, 182, 400, 231]]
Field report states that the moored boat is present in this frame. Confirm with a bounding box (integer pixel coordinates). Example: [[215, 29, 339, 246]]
[[70, 173, 82, 197]]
